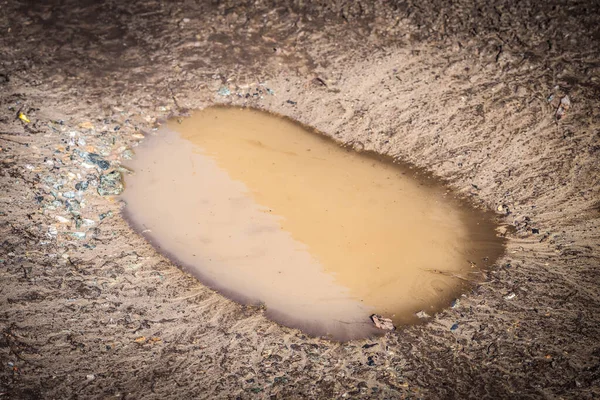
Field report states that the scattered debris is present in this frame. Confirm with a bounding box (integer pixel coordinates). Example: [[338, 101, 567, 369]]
[[286, 100, 297, 105], [555, 95, 571, 120], [79, 121, 94, 130], [415, 310, 431, 319], [450, 323, 459, 331], [370, 314, 395, 331], [99, 211, 113, 220], [504, 293, 516, 300], [97, 171, 124, 196], [362, 343, 378, 349], [55, 215, 70, 224], [18, 112, 30, 123], [217, 87, 231, 96], [86, 374, 95, 381], [497, 204, 509, 214], [75, 181, 89, 191], [121, 149, 134, 160], [76, 150, 110, 170]]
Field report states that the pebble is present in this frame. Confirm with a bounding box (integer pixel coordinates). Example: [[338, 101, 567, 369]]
[[218, 87, 231, 96], [75, 181, 89, 191], [98, 171, 124, 196], [370, 314, 395, 331], [55, 216, 70, 224]]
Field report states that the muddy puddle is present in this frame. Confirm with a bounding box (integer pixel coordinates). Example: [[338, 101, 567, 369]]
[[121, 106, 504, 340]]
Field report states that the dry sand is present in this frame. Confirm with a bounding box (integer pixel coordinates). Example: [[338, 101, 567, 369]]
[[1, 0, 599, 399]]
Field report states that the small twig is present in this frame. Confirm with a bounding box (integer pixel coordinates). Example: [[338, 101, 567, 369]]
[[0, 136, 29, 146], [495, 45, 503, 63]]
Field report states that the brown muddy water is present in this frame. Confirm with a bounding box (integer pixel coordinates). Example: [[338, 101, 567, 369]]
[[121, 106, 504, 340]]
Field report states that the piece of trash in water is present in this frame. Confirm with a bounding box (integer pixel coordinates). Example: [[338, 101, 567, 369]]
[[415, 310, 431, 319], [217, 87, 231, 96], [555, 95, 571, 120], [18, 112, 30, 123], [504, 293, 516, 300], [370, 314, 395, 331], [450, 323, 459, 331]]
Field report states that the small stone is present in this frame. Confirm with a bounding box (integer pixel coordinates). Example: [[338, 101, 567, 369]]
[[55, 215, 70, 224], [86, 374, 95, 381], [70, 232, 86, 240], [555, 95, 571, 120], [217, 87, 231, 96], [99, 211, 113, 220], [65, 200, 81, 212], [98, 171, 124, 196], [75, 181, 89, 191], [121, 149, 134, 160], [415, 310, 431, 319], [79, 121, 94, 130], [370, 314, 395, 331], [76, 150, 110, 170]]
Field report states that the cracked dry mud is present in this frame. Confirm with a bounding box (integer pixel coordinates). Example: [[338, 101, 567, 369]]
[[1, 1, 599, 399]]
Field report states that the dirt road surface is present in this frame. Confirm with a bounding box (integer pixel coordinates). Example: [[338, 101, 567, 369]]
[[1, 1, 599, 398]]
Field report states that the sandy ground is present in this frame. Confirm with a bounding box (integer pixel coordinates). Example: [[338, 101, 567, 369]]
[[1, 0, 599, 398]]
